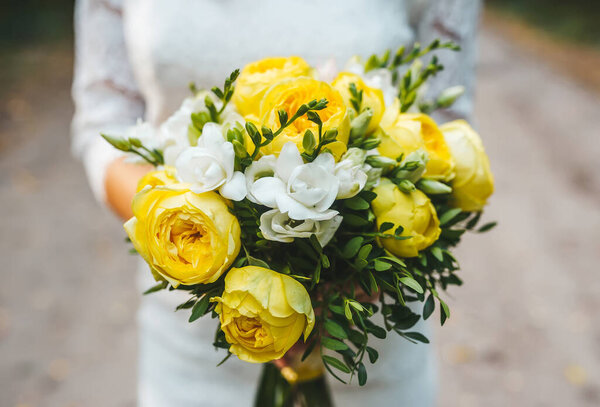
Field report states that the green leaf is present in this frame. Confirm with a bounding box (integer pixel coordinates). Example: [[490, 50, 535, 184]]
[[189, 295, 211, 322], [365, 322, 386, 339], [301, 338, 318, 362], [348, 329, 367, 346], [431, 246, 444, 262], [423, 294, 435, 320], [477, 221, 497, 233], [348, 300, 364, 312], [329, 303, 345, 315], [404, 331, 430, 343], [342, 237, 364, 258], [373, 259, 392, 271], [367, 271, 379, 294], [366, 346, 379, 363], [465, 211, 482, 229], [322, 337, 349, 351], [357, 244, 372, 260], [175, 298, 196, 311], [360, 190, 377, 202], [324, 320, 348, 339], [216, 352, 232, 367], [343, 213, 372, 227], [344, 196, 370, 210], [247, 255, 270, 268], [322, 355, 351, 374], [143, 281, 168, 295], [439, 208, 463, 226], [399, 277, 424, 294], [357, 362, 367, 386], [380, 256, 406, 268], [379, 222, 394, 232], [440, 299, 450, 325]]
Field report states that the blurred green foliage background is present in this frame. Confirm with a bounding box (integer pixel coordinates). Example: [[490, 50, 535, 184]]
[[488, 0, 600, 48], [1, 0, 75, 47], [0, 1, 598, 48]]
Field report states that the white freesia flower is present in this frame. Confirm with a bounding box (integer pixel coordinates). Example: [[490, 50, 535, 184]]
[[121, 119, 161, 163], [260, 209, 343, 246], [159, 92, 245, 166], [245, 155, 277, 204], [160, 94, 209, 165], [246, 142, 339, 220], [334, 148, 368, 199], [175, 123, 246, 201], [128, 119, 159, 147]]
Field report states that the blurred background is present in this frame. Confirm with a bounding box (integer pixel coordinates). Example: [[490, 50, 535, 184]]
[[1, 1, 599, 406]]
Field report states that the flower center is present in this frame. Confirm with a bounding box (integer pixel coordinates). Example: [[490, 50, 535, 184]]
[[169, 217, 212, 267], [232, 315, 273, 348]]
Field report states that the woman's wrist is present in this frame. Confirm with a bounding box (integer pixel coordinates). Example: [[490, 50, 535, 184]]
[[105, 157, 153, 221]]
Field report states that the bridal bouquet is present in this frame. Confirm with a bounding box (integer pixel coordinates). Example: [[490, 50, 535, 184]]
[[103, 40, 495, 406]]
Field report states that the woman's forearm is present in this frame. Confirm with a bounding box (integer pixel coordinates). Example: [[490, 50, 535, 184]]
[[105, 157, 153, 221]]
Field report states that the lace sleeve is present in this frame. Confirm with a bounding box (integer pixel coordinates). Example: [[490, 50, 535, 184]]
[[412, 0, 482, 122], [71, 0, 145, 204]]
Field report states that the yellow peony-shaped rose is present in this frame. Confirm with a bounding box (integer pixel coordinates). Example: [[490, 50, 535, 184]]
[[378, 99, 455, 180], [259, 77, 350, 159], [233, 56, 313, 117], [212, 266, 315, 363], [124, 188, 241, 287], [136, 166, 177, 192], [371, 179, 441, 258], [440, 120, 494, 211], [331, 72, 385, 134]]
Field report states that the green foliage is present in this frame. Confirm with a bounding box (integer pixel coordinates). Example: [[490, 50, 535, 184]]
[[363, 40, 463, 113]]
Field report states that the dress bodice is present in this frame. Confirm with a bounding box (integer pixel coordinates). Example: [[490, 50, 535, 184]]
[[122, 0, 414, 124]]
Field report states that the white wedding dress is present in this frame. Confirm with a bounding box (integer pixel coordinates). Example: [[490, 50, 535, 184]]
[[72, 1, 480, 406]]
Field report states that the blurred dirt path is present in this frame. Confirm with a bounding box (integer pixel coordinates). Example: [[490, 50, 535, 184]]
[[1, 28, 599, 407]]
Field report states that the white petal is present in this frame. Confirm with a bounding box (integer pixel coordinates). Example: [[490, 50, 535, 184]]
[[315, 215, 343, 246], [198, 123, 224, 149], [250, 177, 286, 208], [287, 163, 339, 211], [259, 209, 294, 243], [219, 141, 236, 179], [336, 167, 368, 199], [276, 193, 339, 221], [219, 171, 247, 201], [245, 155, 277, 203], [312, 152, 335, 172], [276, 142, 303, 182]]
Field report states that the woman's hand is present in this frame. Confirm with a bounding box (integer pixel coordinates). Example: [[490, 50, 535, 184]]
[[105, 157, 153, 221]]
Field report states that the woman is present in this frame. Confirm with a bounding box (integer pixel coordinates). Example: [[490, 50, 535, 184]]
[[72, 0, 481, 405]]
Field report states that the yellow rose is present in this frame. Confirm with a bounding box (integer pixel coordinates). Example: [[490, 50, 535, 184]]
[[259, 77, 350, 159], [124, 188, 241, 287], [233, 56, 313, 117], [440, 120, 494, 211], [331, 72, 385, 134], [371, 179, 441, 258], [212, 266, 315, 363], [136, 166, 177, 192], [379, 99, 455, 180]]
